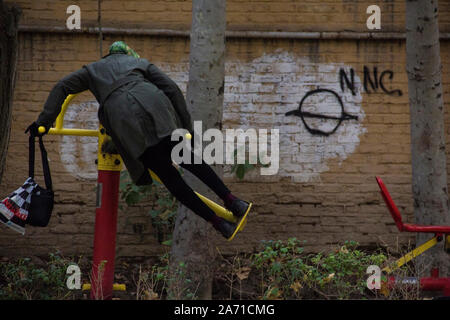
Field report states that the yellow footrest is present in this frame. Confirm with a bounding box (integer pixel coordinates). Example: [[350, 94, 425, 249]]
[[82, 283, 126, 291], [228, 202, 252, 242]]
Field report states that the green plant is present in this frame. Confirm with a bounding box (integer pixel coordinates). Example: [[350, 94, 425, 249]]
[[119, 171, 154, 206], [252, 238, 308, 299], [120, 170, 178, 245], [0, 252, 79, 300], [230, 148, 270, 180], [252, 238, 388, 299], [89, 259, 108, 300], [308, 241, 387, 299], [216, 248, 253, 300], [135, 254, 170, 300], [133, 252, 196, 300], [375, 242, 422, 300], [166, 261, 198, 300]]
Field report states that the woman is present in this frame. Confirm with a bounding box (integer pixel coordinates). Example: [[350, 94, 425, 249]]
[[27, 41, 250, 240]]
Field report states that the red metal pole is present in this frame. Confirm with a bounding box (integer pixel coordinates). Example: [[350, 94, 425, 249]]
[[444, 283, 450, 297], [386, 274, 450, 297], [420, 277, 450, 293], [90, 169, 120, 300], [419, 268, 450, 296]]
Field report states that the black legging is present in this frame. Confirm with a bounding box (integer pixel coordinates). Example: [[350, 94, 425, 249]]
[[140, 136, 230, 224]]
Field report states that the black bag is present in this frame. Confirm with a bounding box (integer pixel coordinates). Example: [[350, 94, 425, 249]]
[[0, 135, 54, 234], [26, 134, 54, 227]]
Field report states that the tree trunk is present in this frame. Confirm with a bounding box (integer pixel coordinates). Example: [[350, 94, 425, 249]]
[[406, 0, 450, 276], [0, 1, 21, 184], [168, 0, 226, 300]]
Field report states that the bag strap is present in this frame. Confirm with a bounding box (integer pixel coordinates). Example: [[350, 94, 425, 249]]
[[38, 136, 53, 191], [28, 134, 35, 179], [28, 134, 53, 191]]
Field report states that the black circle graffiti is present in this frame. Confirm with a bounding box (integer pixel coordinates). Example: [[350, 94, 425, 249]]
[[285, 88, 358, 136]]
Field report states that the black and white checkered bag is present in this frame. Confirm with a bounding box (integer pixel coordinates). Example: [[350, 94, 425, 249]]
[[0, 134, 54, 235]]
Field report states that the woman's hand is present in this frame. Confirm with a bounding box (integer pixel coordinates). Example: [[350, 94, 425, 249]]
[[25, 122, 49, 137], [25, 122, 40, 136]]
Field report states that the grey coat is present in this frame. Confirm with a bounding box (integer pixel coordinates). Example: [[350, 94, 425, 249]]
[[37, 53, 193, 185]]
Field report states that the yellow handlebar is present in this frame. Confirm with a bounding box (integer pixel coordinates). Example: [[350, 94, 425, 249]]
[[37, 94, 99, 137], [40, 125, 192, 140]]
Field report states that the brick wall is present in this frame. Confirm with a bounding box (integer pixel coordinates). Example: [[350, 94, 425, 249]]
[[1, 0, 449, 257], [6, 0, 434, 32]]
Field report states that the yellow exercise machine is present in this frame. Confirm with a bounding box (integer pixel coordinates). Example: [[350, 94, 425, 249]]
[[38, 93, 251, 298]]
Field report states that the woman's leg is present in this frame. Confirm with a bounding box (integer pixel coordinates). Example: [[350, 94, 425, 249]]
[[141, 146, 217, 224], [154, 136, 250, 218], [141, 143, 238, 239], [165, 137, 235, 203], [179, 160, 230, 200]]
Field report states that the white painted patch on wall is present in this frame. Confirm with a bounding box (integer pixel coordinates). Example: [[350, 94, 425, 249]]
[[59, 101, 99, 180], [222, 50, 367, 182]]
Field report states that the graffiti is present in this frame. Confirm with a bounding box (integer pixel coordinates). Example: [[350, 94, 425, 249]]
[[340, 68, 356, 96], [340, 66, 402, 96], [378, 69, 403, 96], [222, 50, 367, 183], [285, 88, 358, 136], [286, 64, 402, 137]]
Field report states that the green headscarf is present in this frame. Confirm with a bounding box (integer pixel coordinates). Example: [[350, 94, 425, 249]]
[[108, 41, 140, 58]]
